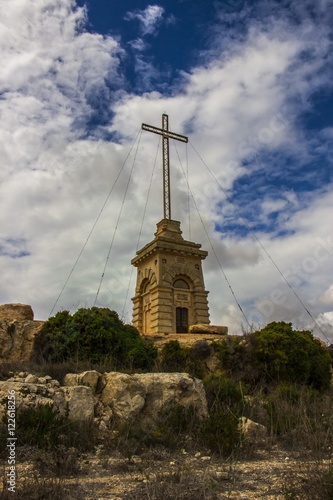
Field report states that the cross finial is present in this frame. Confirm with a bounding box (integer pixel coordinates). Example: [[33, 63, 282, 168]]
[[142, 114, 188, 220]]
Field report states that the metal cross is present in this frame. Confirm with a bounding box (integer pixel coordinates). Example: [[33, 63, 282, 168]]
[[142, 114, 188, 220]]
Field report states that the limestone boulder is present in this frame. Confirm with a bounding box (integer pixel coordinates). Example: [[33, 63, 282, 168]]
[[100, 372, 147, 422], [0, 378, 59, 421], [0, 304, 44, 363], [189, 324, 228, 335], [61, 386, 94, 421], [0, 374, 94, 423], [0, 370, 208, 431], [205, 352, 223, 373], [239, 417, 268, 445], [0, 318, 44, 363], [134, 372, 208, 426], [98, 371, 208, 427], [0, 303, 34, 321], [64, 370, 106, 395]]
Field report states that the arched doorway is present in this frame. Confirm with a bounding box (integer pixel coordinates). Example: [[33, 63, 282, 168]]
[[176, 307, 188, 333], [174, 278, 190, 333]]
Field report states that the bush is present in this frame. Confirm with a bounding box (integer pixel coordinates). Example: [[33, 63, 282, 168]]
[[34, 307, 157, 370], [160, 341, 189, 372], [200, 410, 240, 456], [253, 322, 331, 390], [201, 374, 245, 456], [203, 373, 245, 414], [159, 340, 204, 378], [215, 322, 332, 391]]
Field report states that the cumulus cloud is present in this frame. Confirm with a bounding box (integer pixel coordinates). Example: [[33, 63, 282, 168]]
[[0, 0, 332, 345]]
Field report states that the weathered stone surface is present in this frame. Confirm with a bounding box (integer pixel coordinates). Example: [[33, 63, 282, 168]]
[[100, 373, 147, 421], [64, 386, 95, 422], [205, 351, 223, 373], [0, 370, 208, 430], [0, 304, 44, 363], [239, 417, 268, 445], [64, 370, 106, 395], [132, 219, 210, 335], [134, 372, 208, 425], [189, 324, 228, 335], [98, 371, 208, 426], [0, 374, 94, 423], [0, 303, 34, 321], [0, 318, 44, 362]]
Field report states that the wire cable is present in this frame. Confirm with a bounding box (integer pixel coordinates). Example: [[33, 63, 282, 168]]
[[49, 129, 141, 317], [173, 140, 251, 328], [94, 130, 143, 306], [186, 143, 191, 240], [189, 140, 331, 343], [121, 137, 161, 320]]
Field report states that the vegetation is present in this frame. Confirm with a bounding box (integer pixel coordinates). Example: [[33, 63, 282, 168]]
[[34, 307, 157, 370], [200, 374, 245, 456], [159, 340, 207, 378], [0, 318, 332, 498], [215, 321, 332, 391]]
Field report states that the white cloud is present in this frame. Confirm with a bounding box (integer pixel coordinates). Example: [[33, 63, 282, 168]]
[[125, 5, 165, 36], [0, 0, 332, 345]]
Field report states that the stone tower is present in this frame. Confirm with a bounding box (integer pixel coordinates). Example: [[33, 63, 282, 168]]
[[131, 114, 210, 334], [131, 219, 210, 334]]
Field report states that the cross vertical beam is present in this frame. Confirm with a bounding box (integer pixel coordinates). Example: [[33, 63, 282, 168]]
[[162, 114, 171, 220], [142, 114, 188, 220]]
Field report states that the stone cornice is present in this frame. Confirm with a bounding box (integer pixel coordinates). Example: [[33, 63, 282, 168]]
[[131, 219, 208, 267]]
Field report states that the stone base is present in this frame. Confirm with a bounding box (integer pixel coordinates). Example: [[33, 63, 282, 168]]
[[142, 332, 227, 350], [189, 324, 228, 335]]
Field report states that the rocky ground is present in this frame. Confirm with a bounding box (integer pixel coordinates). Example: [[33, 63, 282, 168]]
[[2, 446, 329, 499], [78, 448, 300, 499]]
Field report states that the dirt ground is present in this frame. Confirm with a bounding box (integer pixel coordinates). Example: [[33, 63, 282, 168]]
[[2, 446, 326, 500]]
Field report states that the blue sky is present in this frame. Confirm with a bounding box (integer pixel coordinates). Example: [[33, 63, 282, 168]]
[[0, 0, 332, 341]]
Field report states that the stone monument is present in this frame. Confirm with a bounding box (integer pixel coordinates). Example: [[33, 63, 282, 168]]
[[131, 114, 210, 334]]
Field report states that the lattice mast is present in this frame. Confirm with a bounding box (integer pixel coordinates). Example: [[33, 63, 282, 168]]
[[142, 114, 188, 219]]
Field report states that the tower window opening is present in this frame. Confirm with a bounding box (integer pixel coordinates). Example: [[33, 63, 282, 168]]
[[173, 279, 189, 289]]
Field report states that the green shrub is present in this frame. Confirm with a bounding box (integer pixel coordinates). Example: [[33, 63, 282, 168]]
[[253, 322, 331, 390], [213, 335, 259, 384], [200, 409, 240, 456], [159, 340, 204, 378], [201, 374, 245, 456], [215, 322, 332, 391], [203, 373, 245, 414], [160, 340, 189, 372], [34, 307, 157, 370]]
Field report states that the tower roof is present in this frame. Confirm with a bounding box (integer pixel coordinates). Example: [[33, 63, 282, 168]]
[[131, 219, 208, 267]]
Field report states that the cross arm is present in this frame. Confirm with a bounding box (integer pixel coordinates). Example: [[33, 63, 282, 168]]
[[142, 123, 188, 143]]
